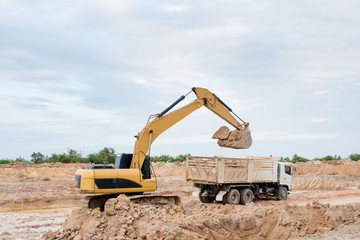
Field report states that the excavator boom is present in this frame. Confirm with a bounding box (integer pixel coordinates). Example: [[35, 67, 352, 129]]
[[131, 87, 251, 169]]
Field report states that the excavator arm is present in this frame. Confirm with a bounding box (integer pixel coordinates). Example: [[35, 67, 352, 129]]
[[131, 87, 250, 169]]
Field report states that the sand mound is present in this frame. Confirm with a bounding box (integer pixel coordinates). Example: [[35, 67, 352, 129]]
[[213, 126, 252, 149], [44, 194, 360, 240], [292, 176, 360, 190], [0, 162, 87, 181], [294, 161, 360, 176]]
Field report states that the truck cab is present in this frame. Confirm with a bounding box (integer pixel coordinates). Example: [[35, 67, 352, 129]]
[[278, 162, 293, 191]]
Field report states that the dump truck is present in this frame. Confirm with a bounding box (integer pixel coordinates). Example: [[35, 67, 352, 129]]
[[186, 156, 294, 205]]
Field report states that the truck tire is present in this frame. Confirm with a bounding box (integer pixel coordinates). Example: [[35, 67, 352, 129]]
[[199, 192, 215, 203], [277, 186, 288, 200], [240, 188, 253, 205], [226, 189, 240, 205]]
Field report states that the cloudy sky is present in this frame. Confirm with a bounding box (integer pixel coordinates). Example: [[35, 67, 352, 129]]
[[1, 0, 359, 160]]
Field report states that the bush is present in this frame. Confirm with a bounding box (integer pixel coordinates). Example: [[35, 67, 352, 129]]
[[313, 155, 341, 161], [151, 155, 173, 162], [15, 157, 26, 162], [279, 157, 291, 162], [173, 154, 190, 162], [291, 154, 309, 163], [349, 154, 360, 161], [31, 152, 45, 164], [45, 149, 82, 163], [0, 159, 11, 164], [46, 153, 68, 163], [87, 147, 116, 164], [150, 154, 190, 162]]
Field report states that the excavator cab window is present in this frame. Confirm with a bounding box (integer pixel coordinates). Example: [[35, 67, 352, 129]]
[[115, 153, 133, 169], [115, 153, 151, 179]]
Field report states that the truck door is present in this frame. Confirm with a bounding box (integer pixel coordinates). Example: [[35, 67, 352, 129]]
[[279, 163, 292, 189]]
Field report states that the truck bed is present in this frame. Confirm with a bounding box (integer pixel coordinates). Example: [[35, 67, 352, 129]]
[[186, 156, 279, 184]]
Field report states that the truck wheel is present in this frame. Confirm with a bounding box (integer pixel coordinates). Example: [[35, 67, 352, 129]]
[[240, 188, 253, 205], [277, 186, 288, 200], [226, 189, 240, 205], [199, 192, 215, 203]]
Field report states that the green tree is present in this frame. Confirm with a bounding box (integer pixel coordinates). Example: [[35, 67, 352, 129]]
[[31, 152, 45, 164], [173, 154, 190, 162], [313, 155, 341, 161], [0, 159, 10, 164], [150, 154, 190, 162], [87, 153, 101, 164], [291, 154, 309, 163], [87, 147, 116, 164], [15, 157, 26, 162], [99, 147, 116, 164], [349, 154, 360, 161], [47, 153, 67, 163], [151, 155, 173, 162], [67, 149, 82, 163], [279, 157, 291, 162]]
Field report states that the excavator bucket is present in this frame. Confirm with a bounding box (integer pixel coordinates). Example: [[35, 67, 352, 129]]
[[212, 126, 252, 149]]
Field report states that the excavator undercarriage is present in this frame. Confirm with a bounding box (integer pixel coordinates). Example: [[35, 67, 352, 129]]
[[81, 193, 181, 212]]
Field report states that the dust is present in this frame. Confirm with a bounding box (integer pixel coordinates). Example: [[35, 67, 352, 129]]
[[212, 126, 252, 149]]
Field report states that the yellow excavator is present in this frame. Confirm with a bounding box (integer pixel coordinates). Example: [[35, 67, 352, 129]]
[[75, 87, 251, 210]]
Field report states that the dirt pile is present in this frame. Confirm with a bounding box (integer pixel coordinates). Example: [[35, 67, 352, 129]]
[[294, 161, 360, 176], [0, 162, 86, 180], [292, 176, 360, 190], [44, 195, 360, 240], [212, 126, 252, 149]]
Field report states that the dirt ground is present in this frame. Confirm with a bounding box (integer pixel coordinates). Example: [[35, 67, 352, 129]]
[[0, 160, 359, 239]]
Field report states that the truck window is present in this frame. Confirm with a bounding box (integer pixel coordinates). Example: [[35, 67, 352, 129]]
[[285, 165, 291, 175]]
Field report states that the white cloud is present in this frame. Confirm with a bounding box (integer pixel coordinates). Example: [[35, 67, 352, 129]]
[[254, 131, 338, 141], [155, 135, 213, 145], [185, 24, 248, 38], [310, 118, 330, 123], [134, 79, 152, 86], [313, 90, 329, 95], [161, 4, 188, 13], [299, 68, 357, 84]]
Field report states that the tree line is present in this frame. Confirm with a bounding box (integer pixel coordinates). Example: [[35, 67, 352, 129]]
[[0, 148, 359, 164], [0, 148, 191, 164], [280, 154, 360, 163]]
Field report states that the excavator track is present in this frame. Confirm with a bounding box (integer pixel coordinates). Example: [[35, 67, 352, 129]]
[[81, 193, 181, 211]]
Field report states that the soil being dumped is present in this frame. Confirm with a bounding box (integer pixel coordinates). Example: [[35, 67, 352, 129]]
[[44, 195, 360, 240], [212, 126, 252, 149]]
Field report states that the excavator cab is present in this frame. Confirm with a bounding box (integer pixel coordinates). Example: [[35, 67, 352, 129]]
[[115, 153, 151, 179]]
